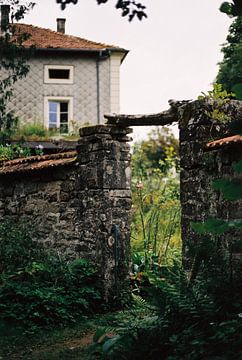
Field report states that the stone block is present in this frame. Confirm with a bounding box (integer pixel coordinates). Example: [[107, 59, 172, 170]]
[[3, 185, 14, 197], [24, 183, 38, 195]]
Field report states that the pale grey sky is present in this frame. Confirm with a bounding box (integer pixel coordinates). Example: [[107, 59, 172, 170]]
[[22, 0, 232, 140]]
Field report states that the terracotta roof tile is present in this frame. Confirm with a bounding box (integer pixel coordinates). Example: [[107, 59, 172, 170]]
[[0, 151, 77, 176], [13, 23, 125, 51], [206, 135, 242, 150]]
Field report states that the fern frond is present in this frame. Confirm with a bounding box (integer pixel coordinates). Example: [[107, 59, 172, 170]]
[[132, 293, 147, 308]]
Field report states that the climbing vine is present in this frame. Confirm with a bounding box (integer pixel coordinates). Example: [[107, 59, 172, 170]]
[[198, 83, 234, 122]]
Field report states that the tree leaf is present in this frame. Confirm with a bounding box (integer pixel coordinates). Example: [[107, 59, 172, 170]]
[[229, 118, 242, 135], [102, 335, 121, 353], [213, 179, 242, 200], [232, 83, 242, 100], [191, 218, 230, 235], [233, 160, 242, 173], [93, 327, 108, 343], [219, 2, 233, 16]]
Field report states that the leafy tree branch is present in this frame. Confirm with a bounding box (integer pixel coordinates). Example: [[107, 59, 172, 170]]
[[220, 0, 242, 17], [0, 2, 34, 141]]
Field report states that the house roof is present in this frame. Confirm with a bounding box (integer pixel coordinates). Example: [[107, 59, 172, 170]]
[[0, 151, 77, 177], [206, 135, 242, 150], [13, 23, 128, 54]]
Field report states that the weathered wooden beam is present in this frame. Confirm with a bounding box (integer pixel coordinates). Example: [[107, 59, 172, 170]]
[[104, 100, 194, 127], [104, 109, 178, 127]]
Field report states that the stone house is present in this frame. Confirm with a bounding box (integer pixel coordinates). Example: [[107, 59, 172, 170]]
[[0, 5, 128, 134]]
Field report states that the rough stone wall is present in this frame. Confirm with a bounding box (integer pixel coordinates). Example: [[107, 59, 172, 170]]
[[179, 100, 242, 268], [77, 125, 132, 300], [0, 125, 132, 301], [0, 166, 80, 257]]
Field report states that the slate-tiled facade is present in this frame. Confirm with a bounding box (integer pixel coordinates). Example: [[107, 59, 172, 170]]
[[5, 23, 128, 130]]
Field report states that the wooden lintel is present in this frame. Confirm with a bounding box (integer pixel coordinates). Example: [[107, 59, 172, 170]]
[[104, 106, 181, 127]]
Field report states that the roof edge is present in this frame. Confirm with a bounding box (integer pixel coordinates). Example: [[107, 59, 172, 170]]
[[206, 135, 242, 150], [34, 47, 128, 54]]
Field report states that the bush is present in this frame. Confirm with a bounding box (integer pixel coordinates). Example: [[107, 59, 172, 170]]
[[94, 258, 242, 359], [13, 123, 49, 140], [0, 143, 43, 161], [0, 220, 102, 330], [19, 123, 47, 138], [0, 220, 44, 273]]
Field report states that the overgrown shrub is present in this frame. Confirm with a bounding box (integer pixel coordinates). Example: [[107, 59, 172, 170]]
[[94, 257, 242, 359], [16, 123, 47, 138], [0, 219, 101, 331], [0, 143, 43, 161], [0, 220, 45, 272]]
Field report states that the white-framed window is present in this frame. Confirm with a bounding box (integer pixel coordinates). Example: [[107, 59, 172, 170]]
[[44, 65, 74, 84], [44, 96, 73, 134]]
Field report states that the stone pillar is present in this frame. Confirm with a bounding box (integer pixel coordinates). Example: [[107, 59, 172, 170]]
[[179, 100, 242, 269], [77, 125, 132, 302]]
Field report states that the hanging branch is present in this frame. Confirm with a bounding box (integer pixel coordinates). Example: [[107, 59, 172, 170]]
[[0, 2, 35, 142], [55, 0, 147, 21]]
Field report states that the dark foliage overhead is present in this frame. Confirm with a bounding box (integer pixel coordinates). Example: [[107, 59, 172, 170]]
[[55, 0, 147, 21], [216, 16, 242, 99], [220, 0, 242, 17]]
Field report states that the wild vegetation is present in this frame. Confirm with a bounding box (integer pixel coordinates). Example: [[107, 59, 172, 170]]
[[217, 15, 242, 100], [0, 219, 102, 339], [131, 127, 180, 269], [1, 105, 242, 359], [88, 111, 242, 360], [198, 83, 235, 122], [0, 143, 44, 161], [0, 1, 242, 359]]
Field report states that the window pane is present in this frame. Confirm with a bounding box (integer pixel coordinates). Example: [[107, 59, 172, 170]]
[[47, 99, 70, 133], [60, 123, 68, 134], [49, 123, 57, 130], [49, 112, 57, 124], [60, 102, 68, 112], [49, 101, 58, 112], [60, 113, 68, 123], [49, 69, 70, 79]]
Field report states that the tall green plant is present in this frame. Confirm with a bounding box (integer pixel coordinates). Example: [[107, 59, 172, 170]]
[[132, 177, 180, 268], [131, 130, 180, 270]]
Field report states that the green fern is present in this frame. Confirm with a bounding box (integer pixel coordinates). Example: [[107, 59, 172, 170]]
[[131, 293, 147, 308]]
